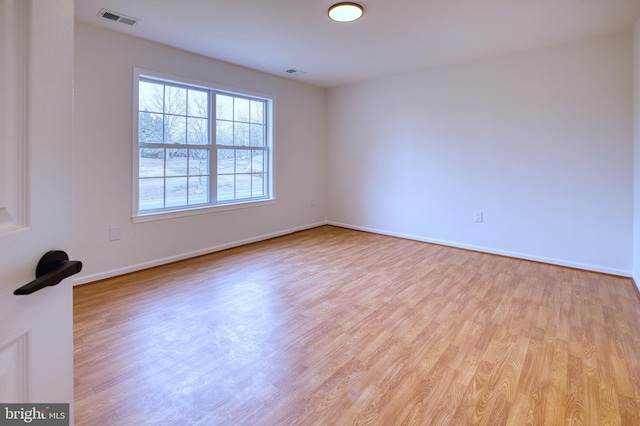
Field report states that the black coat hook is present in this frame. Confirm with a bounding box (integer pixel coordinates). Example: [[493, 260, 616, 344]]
[[14, 250, 82, 295]]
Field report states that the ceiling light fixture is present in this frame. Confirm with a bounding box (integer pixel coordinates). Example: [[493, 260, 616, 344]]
[[328, 3, 364, 23]]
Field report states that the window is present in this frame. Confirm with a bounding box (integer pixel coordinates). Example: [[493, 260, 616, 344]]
[[134, 70, 273, 219]]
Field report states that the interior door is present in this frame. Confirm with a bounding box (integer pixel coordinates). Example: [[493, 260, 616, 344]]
[[0, 0, 75, 416]]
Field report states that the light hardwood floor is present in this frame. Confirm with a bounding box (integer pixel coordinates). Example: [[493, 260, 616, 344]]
[[74, 225, 640, 425]]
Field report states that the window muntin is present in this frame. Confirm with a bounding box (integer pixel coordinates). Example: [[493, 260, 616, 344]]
[[136, 74, 272, 216]]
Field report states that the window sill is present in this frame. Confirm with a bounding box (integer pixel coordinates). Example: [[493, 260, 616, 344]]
[[132, 199, 276, 223]]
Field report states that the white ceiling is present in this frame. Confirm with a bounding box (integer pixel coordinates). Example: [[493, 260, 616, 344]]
[[75, 0, 640, 88]]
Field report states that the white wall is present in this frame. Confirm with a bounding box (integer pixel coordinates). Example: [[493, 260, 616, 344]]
[[73, 23, 327, 283], [328, 33, 633, 275], [74, 23, 635, 281], [634, 19, 640, 288]]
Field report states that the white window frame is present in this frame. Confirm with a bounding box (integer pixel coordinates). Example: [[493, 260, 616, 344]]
[[132, 68, 275, 223]]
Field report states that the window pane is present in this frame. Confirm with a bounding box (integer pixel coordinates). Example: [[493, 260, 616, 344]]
[[166, 177, 187, 207], [217, 175, 234, 201], [216, 120, 233, 146], [166, 149, 188, 176], [139, 81, 163, 113], [234, 123, 250, 146], [217, 95, 233, 121], [187, 117, 208, 144], [235, 175, 251, 199], [139, 178, 164, 211], [139, 112, 163, 143], [234, 98, 250, 122], [251, 174, 265, 197], [188, 89, 208, 118], [165, 116, 186, 144], [218, 149, 234, 174], [189, 149, 209, 175], [164, 86, 187, 115], [137, 77, 272, 215], [250, 124, 264, 146], [250, 100, 264, 124], [189, 176, 208, 205], [251, 150, 264, 173], [139, 148, 165, 178], [236, 150, 250, 173]]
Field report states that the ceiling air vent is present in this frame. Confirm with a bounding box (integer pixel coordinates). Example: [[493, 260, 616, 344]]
[[98, 9, 140, 26]]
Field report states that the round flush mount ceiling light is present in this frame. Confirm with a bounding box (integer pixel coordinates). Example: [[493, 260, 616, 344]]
[[328, 2, 364, 23]]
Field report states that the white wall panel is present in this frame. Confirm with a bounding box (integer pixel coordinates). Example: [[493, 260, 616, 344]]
[[328, 33, 633, 275], [73, 23, 327, 283], [633, 19, 640, 287]]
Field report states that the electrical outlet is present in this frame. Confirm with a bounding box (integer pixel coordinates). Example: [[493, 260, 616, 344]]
[[474, 211, 484, 223], [109, 226, 120, 241]]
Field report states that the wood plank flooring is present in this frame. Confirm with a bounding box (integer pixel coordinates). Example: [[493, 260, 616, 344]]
[[74, 225, 640, 425]]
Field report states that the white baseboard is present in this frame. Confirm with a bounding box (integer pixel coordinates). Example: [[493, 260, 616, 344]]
[[75, 220, 633, 286], [328, 221, 632, 277], [633, 273, 640, 294], [73, 221, 328, 285]]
